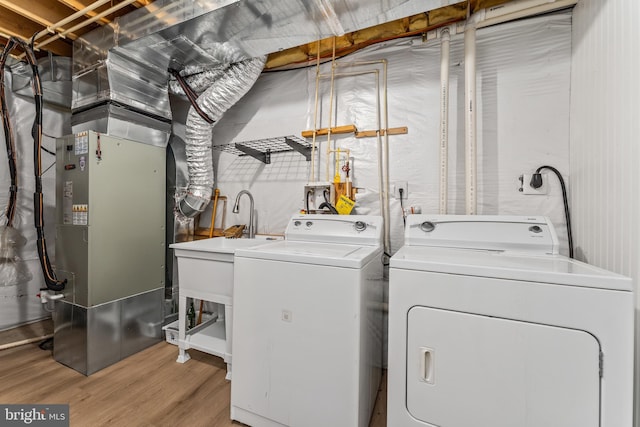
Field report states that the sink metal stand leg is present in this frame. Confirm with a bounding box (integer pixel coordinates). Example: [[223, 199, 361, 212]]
[[176, 294, 191, 363]]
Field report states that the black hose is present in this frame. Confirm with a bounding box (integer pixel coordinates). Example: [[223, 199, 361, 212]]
[[41, 146, 55, 156], [0, 41, 18, 227], [305, 190, 312, 214], [0, 37, 66, 291], [399, 187, 406, 226], [168, 68, 214, 124], [321, 189, 338, 214], [532, 165, 574, 258], [319, 202, 338, 215]]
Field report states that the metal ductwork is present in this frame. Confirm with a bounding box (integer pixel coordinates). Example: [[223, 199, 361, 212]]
[[176, 54, 266, 218], [71, 0, 460, 213], [10, 56, 72, 109], [72, 0, 460, 114]]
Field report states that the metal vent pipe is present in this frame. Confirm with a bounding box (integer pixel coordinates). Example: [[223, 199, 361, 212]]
[[175, 55, 266, 218]]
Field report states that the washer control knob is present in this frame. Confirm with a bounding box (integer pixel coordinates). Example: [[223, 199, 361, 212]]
[[306, 221, 313, 227], [294, 221, 301, 226], [420, 221, 435, 232], [354, 221, 367, 232], [529, 225, 542, 233]]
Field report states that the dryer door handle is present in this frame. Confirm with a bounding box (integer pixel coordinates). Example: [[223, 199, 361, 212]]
[[419, 347, 435, 384]]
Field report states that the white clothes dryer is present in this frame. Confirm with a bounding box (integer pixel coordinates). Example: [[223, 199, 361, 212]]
[[388, 215, 634, 427], [231, 214, 384, 427]]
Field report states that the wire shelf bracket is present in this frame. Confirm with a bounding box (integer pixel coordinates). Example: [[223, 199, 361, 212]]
[[284, 137, 312, 161], [214, 135, 312, 164], [235, 143, 271, 164]]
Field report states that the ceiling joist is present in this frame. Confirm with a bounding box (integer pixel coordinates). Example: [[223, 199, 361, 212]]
[[0, 0, 149, 58], [0, 0, 567, 62]]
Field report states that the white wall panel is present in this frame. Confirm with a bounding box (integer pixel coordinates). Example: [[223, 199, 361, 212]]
[[571, 0, 640, 424], [212, 13, 573, 255]]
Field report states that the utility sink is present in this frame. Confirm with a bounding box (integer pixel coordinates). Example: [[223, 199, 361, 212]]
[[170, 237, 274, 300], [169, 236, 280, 369]]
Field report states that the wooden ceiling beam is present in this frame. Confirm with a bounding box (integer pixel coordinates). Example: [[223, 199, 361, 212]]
[[0, 0, 78, 29], [0, 30, 72, 57], [0, 7, 72, 56], [0, 0, 111, 42]]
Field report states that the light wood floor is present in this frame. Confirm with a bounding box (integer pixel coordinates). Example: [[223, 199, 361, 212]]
[[0, 339, 387, 427]]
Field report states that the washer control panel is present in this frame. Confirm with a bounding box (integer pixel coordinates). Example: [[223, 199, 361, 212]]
[[286, 214, 383, 245]]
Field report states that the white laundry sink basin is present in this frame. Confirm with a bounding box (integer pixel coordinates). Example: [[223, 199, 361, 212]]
[[170, 237, 274, 301]]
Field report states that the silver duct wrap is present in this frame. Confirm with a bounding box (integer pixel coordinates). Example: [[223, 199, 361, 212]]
[[176, 55, 266, 218], [168, 41, 249, 95], [168, 67, 229, 95]]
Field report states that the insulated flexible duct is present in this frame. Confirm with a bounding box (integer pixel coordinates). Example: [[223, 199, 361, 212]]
[[174, 55, 266, 218]]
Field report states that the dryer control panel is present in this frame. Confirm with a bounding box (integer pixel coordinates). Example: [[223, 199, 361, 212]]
[[404, 214, 558, 254]]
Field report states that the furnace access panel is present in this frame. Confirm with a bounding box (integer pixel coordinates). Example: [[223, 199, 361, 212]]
[[55, 131, 165, 307]]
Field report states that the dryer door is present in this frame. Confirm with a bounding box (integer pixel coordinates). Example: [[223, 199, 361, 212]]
[[406, 307, 600, 427]]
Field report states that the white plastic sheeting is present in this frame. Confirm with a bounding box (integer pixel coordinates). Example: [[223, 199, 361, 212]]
[[209, 12, 572, 255], [0, 71, 69, 330]]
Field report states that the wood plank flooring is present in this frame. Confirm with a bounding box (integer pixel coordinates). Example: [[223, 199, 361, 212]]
[[0, 340, 388, 427]]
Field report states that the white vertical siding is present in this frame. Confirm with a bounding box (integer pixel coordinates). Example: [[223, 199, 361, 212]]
[[571, 0, 640, 424]]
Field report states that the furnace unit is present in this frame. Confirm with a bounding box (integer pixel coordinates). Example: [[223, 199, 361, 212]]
[[54, 130, 165, 375]]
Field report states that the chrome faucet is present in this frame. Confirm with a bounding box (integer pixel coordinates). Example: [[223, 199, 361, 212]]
[[232, 190, 255, 238]]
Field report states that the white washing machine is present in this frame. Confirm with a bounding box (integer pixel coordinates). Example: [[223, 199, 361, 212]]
[[231, 214, 384, 427], [388, 215, 635, 427]]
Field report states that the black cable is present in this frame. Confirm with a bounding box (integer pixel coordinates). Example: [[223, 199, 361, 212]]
[[318, 202, 338, 214], [41, 146, 55, 156], [321, 189, 338, 214], [38, 336, 53, 351], [531, 165, 574, 258], [382, 251, 391, 266], [398, 188, 405, 226], [168, 68, 215, 124], [0, 39, 19, 227], [305, 190, 312, 214], [0, 37, 66, 291]]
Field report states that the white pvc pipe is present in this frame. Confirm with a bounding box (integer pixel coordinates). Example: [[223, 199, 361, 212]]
[[310, 41, 321, 184], [33, 0, 113, 41], [381, 60, 391, 255], [457, 0, 575, 216], [464, 21, 477, 215], [439, 27, 450, 214], [0, 334, 53, 351], [321, 59, 391, 254], [336, 60, 390, 254], [325, 40, 337, 183]]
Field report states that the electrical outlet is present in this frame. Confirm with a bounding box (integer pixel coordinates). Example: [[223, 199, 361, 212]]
[[393, 181, 408, 199], [519, 173, 548, 195]]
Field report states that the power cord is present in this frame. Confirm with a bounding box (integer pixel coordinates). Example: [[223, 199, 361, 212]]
[[382, 251, 391, 266], [305, 190, 312, 214], [0, 36, 66, 291], [322, 189, 338, 214], [399, 188, 405, 226], [530, 165, 574, 258]]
